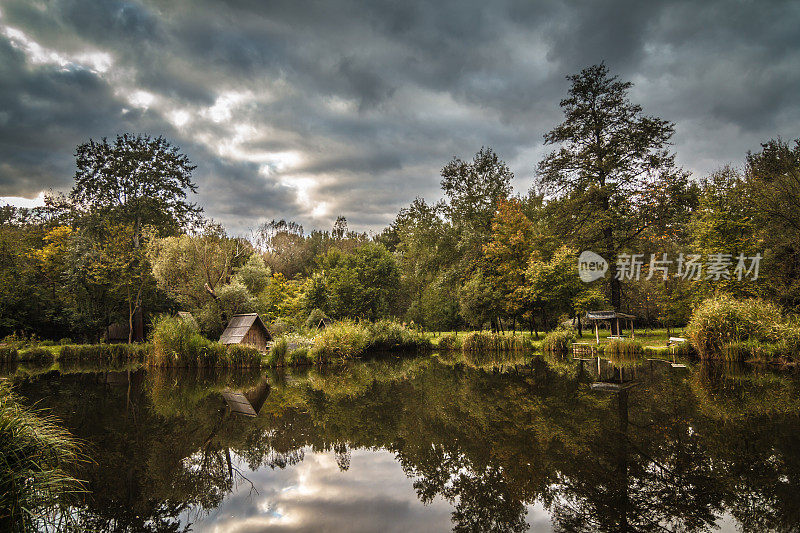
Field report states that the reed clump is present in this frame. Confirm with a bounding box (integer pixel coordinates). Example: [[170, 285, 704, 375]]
[[310, 320, 369, 362], [17, 347, 55, 363], [687, 295, 798, 361], [437, 333, 462, 351], [58, 343, 147, 364], [601, 338, 643, 357], [542, 329, 577, 353], [461, 332, 533, 353], [365, 320, 430, 351], [0, 346, 19, 363], [0, 382, 83, 530]]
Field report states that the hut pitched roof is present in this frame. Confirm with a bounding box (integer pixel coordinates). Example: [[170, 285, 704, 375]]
[[219, 313, 270, 345]]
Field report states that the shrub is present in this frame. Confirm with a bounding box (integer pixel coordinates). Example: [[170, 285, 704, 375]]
[[461, 332, 532, 353], [687, 295, 789, 360], [58, 338, 73, 346], [542, 329, 577, 353], [270, 318, 290, 337], [602, 338, 643, 357], [437, 333, 462, 351], [287, 347, 312, 366], [0, 346, 18, 363], [224, 344, 262, 368], [310, 320, 369, 362], [305, 308, 328, 330], [0, 382, 83, 529], [365, 320, 431, 351], [149, 315, 258, 368], [58, 344, 147, 364], [267, 337, 288, 366], [17, 347, 54, 363]]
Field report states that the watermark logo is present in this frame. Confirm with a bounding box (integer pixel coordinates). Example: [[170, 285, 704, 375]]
[[578, 250, 762, 283], [578, 250, 608, 282]]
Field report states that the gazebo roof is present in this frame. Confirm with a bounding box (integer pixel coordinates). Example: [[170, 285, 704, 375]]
[[586, 310, 636, 321]]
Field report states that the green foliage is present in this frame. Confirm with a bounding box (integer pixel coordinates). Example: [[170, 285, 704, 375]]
[[461, 332, 533, 353], [365, 320, 430, 351], [267, 337, 288, 366], [310, 320, 370, 362], [0, 382, 83, 530], [286, 347, 312, 366], [17, 347, 54, 363], [687, 295, 792, 360], [148, 315, 259, 368], [602, 338, 644, 357], [71, 134, 200, 235], [304, 308, 328, 329], [58, 343, 148, 364], [234, 253, 271, 295], [542, 329, 577, 353], [538, 64, 683, 310], [459, 269, 502, 329], [437, 333, 462, 352], [317, 243, 401, 320], [0, 346, 19, 363]]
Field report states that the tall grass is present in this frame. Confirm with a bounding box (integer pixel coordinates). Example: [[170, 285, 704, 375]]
[[461, 332, 533, 353], [58, 343, 147, 365], [0, 346, 19, 363], [149, 315, 261, 368], [17, 347, 55, 363], [542, 329, 577, 353], [365, 320, 430, 351], [306, 320, 430, 364], [310, 320, 369, 362], [687, 295, 797, 361], [0, 382, 83, 530], [437, 333, 462, 351]]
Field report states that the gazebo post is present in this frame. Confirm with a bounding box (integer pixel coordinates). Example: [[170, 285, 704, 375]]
[[594, 321, 599, 344]]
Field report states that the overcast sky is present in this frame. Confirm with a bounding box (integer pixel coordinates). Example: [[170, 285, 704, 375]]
[[1, 0, 798, 234]]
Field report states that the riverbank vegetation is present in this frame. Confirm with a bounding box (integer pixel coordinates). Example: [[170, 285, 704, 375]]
[[0, 382, 83, 530], [0, 65, 798, 362], [687, 295, 800, 362]]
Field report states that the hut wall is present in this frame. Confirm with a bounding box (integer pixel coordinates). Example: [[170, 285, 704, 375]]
[[241, 326, 269, 351]]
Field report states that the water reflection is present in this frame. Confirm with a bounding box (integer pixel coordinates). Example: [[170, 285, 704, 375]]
[[10, 354, 800, 532]]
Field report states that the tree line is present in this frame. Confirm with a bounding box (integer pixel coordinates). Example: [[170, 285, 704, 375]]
[[1, 64, 798, 342]]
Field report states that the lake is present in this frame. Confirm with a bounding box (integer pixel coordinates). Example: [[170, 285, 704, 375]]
[[7, 353, 800, 532]]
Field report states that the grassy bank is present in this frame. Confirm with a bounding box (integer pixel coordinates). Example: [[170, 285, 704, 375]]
[[0, 382, 83, 530]]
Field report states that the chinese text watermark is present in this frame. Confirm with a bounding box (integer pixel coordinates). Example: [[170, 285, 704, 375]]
[[579, 251, 762, 282]]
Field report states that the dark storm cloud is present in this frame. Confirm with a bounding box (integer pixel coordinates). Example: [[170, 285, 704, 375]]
[[1, 0, 799, 233]]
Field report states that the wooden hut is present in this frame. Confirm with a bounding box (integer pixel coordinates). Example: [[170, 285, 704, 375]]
[[586, 311, 636, 343], [219, 313, 272, 352]]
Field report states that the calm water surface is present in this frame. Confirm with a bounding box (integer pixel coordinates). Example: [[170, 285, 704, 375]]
[[7, 353, 800, 532]]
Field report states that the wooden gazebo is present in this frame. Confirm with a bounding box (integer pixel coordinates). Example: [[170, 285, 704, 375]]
[[586, 311, 636, 344]]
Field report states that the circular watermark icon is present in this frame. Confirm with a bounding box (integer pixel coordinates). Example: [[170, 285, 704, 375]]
[[578, 250, 608, 282]]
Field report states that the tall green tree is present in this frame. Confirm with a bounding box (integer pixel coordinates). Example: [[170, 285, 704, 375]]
[[71, 134, 201, 247], [538, 64, 679, 316], [441, 147, 513, 266], [746, 138, 800, 309]]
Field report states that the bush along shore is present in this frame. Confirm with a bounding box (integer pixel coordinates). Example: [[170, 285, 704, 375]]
[[267, 319, 431, 366], [687, 295, 800, 363]]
